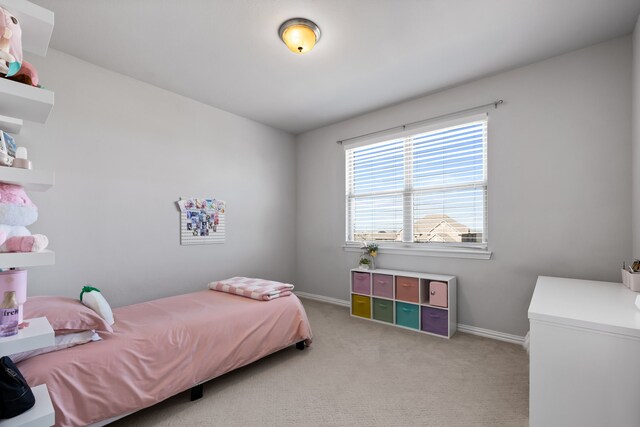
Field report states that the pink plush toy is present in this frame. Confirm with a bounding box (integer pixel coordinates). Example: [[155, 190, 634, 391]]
[[0, 184, 48, 253], [0, 7, 22, 77], [10, 59, 38, 86]]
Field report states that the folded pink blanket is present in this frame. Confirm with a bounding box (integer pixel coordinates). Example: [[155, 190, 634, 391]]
[[208, 277, 295, 301]]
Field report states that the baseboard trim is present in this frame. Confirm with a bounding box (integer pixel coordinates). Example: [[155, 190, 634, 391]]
[[295, 291, 525, 345], [456, 324, 525, 345], [295, 291, 350, 307]]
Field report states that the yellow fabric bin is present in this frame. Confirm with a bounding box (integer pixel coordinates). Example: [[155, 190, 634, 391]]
[[352, 294, 371, 318]]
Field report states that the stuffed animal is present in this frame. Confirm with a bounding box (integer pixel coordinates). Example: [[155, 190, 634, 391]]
[[0, 7, 22, 77], [80, 286, 114, 325], [8, 60, 38, 87], [0, 183, 48, 253]]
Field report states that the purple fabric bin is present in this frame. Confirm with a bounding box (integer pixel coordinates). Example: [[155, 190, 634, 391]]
[[421, 306, 448, 336]]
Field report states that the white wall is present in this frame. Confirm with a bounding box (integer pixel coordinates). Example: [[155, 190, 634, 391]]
[[633, 16, 640, 256], [20, 49, 296, 307], [295, 37, 632, 336]]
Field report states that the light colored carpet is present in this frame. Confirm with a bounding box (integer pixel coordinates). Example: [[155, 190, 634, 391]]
[[113, 298, 529, 426]]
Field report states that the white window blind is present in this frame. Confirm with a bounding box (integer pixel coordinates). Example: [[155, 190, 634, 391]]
[[345, 115, 487, 247]]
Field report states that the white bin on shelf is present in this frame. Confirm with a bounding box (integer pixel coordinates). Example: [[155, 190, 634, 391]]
[[621, 269, 640, 292]]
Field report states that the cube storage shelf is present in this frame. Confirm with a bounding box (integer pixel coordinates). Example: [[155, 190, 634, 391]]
[[350, 268, 457, 339]]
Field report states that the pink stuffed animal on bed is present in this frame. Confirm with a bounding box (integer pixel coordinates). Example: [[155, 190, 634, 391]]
[[0, 184, 48, 253], [0, 7, 22, 77]]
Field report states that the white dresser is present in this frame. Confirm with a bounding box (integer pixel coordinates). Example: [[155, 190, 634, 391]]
[[528, 276, 640, 427]]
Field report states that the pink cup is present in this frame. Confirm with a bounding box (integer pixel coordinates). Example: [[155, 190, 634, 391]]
[[0, 269, 27, 323]]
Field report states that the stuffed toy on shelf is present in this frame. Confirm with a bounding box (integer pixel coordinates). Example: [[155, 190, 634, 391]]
[[0, 7, 22, 78], [0, 183, 48, 253], [8, 59, 39, 87], [0, 7, 41, 88]]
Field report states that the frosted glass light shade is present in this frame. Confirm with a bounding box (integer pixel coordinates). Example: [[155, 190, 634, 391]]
[[279, 18, 321, 54]]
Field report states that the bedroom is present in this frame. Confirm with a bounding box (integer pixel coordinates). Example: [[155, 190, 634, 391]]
[[0, 0, 639, 426]]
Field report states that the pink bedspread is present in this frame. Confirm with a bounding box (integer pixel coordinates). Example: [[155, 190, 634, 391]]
[[17, 290, 312, 427]]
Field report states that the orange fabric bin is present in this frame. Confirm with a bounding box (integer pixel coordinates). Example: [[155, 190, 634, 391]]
[[395, 276, 419, 303]]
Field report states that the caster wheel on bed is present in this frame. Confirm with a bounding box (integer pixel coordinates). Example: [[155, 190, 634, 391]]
[[296, 341, 305, 351]]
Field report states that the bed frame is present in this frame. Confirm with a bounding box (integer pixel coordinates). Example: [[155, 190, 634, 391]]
[[189, 340, 305, 401], [91, 340, 306, 426]]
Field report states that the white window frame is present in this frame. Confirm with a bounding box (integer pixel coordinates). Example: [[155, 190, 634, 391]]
[[343, 113, 491, 260]]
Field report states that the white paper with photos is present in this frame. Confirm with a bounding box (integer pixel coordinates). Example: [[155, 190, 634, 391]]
[[178, 197, 226, 245]]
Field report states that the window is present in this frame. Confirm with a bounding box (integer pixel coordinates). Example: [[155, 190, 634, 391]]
[[345, 115, 487, 248]]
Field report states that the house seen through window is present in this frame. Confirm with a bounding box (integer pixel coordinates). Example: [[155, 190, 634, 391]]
[[345, 115, 487, 247]]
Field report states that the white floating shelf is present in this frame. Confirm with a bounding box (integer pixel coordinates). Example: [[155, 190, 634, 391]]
[[0, 114, 23, 134], [0, 167, 54, 191], [0, 79, 54, 124], [0, 384, 55, 427], [0, 250, 54, 269], [0, 317, 54, 357], [0, 0, 54, 57]]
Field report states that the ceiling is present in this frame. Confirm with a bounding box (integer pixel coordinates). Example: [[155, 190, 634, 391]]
[[32, 0, 640, 134]]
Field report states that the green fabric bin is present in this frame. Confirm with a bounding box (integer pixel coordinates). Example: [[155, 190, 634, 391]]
[[373, 298, 394, 323], [396, 302, 419, 329]]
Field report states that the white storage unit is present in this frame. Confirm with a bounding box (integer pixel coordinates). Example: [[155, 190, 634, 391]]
[[0, 115, 22, 134], [528, 276, 640, 427], [350, 268, 457, 339], [0, 79, 54, 124], [0, 247, 54, 270], [0, 1, 56, 426], [0, 385, 54, 427], [0, 317, 53, 356], [0, 167, 54, 191], [0, 318, 55, 427], [0, 0, 55, 268]]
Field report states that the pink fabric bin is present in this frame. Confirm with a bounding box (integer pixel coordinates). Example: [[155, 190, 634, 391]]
[[428, 281, 448, 308], [372, 274, 393, 299], [0, 269, 27, 323], [352, 272, 371, 294]]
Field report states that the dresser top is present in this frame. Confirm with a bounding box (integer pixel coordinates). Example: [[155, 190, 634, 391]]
[[529, 276, 640, 337]]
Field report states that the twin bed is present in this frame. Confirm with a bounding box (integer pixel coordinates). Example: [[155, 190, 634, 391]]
[[17, 290, 313, 426]]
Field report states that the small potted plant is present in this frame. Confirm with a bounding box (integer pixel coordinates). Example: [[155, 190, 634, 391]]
[[358, 256, 371, 270], [359, 242, 379, 270]]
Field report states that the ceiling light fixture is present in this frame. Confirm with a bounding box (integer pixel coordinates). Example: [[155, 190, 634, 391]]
[[278, 18, 321, 54]]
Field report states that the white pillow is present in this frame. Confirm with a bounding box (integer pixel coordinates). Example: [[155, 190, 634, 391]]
[[10, 330, 101, 363], [80, 286, 114, 325]]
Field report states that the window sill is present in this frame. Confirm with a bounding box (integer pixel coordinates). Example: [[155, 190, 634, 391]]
[[342, 244, 492, 260]]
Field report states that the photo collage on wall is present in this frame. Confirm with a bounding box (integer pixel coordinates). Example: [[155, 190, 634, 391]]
[[177, 197, 226, 245]]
